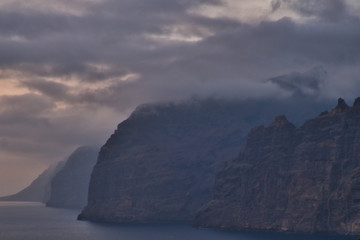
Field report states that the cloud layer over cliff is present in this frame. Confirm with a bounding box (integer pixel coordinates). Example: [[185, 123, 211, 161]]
[[0, 0, 359, 195]]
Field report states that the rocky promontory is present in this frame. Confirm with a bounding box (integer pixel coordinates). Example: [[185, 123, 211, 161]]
[[194, 98, 360, 234], [78, 98, 330, 223]]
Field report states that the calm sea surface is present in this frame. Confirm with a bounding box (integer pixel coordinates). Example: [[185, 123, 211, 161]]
[[0, 202, 357, 240]]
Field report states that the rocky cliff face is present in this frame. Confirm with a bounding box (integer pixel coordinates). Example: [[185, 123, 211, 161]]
[[78, 98, 330, 223], [46, 146, 98, 209], [0, 162, 64, 203], [194, 98, 360, 234]]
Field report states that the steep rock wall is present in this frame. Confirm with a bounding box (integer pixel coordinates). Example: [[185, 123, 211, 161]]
[[194, 98, 360, 234]]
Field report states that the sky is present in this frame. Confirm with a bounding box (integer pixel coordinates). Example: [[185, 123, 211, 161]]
[[0, 0, 360, 196]]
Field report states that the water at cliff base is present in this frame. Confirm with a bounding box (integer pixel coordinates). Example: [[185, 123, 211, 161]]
[[0, 202, 356, 240]]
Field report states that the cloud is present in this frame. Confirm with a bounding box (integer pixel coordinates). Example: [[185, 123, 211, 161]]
[[21, 80, 70, 100], [0, 94, 54, 116], [272, 0, 349, 21], [0, 92, 126, 195], [0, 0, 360, 195], [268, 66, 327, 96], [271, 0, 282, 12], [290, 0, 346, 21]]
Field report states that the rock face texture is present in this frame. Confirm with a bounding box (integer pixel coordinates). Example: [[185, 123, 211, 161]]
[[78, 98, 330, 223], [194, 98, 360, 234], [46, 146, 98, 209], [0, 162, 64, 203]]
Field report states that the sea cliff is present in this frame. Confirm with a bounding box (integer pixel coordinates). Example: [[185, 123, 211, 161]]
[[194, 98, 360, 234], [79, 98, 328, 223]]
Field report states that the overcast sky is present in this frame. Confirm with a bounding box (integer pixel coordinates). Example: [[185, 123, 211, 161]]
[[0, 0, 360, 195]]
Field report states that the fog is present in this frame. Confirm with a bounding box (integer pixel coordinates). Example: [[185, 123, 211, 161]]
[[0, 0, 359, 195]]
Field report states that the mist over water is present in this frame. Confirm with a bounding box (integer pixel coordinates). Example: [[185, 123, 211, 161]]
[[0, 202, 356, 240]]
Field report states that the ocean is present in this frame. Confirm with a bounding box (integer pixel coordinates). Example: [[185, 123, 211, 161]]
[[0, 202, 356, 240]]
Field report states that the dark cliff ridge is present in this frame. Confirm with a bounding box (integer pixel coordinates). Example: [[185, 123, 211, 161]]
[[78, 98, 332, 223], [46, 146, 98, 209], [0, 161, 64, 203], [194, 98, 360, 235]]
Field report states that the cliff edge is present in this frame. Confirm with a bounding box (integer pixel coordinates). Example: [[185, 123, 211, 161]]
[[194, 98, 360, 235], [78, 98, 329, 223]]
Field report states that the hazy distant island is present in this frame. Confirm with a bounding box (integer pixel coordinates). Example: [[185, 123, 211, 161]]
[[46, 146, 98, 209], [0, 146, 98, 210], [0, 162, 64, 203]]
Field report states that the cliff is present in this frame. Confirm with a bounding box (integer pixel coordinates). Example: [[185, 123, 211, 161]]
[[46, 146, 98, 209], [78, 98, 330, 223], [0, 161, 64, 202], [194, 98, 360, 234]]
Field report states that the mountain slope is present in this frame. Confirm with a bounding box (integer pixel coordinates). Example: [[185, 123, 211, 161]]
[[0, 162, 64, 202], [194, 98, 360, 234], [78, 97, 331, 223]]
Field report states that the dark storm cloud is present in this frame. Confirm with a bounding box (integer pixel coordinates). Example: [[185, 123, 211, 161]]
[[0, 0, 359, 114], [0, 0, 227, 82], [0, 0, 358, 100], [0, 0, 358, 87], [206, 17, 360, 65]]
